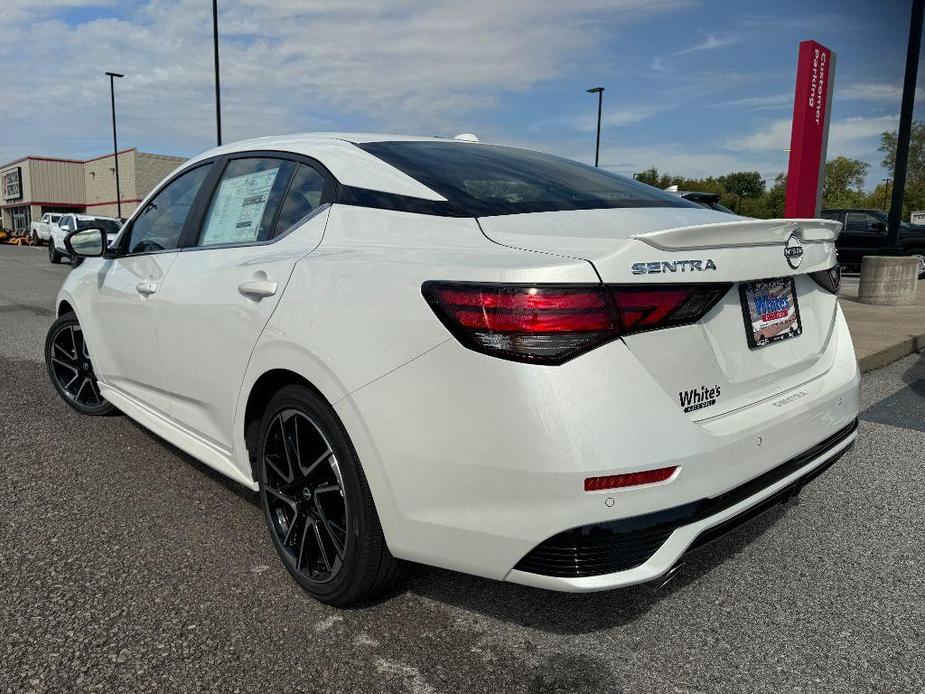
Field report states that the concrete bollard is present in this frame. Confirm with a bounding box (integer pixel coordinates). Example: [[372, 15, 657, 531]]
[[857, 256, 920, 306]]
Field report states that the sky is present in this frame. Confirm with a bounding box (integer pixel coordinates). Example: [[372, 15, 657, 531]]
[[0, 0, 918, 188]]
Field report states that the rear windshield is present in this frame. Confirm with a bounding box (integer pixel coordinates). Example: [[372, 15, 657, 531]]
[[358, 141, 698, 216], [78, 218, 121, 234]]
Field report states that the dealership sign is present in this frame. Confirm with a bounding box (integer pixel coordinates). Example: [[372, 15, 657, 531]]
[[785, 40, 836, 218], [2, 167, 22, 201]]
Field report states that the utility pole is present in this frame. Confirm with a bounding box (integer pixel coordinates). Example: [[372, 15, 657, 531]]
[[887, 0, 924, 247], [105, 71, 124, 219], [586, 87, 604, 167], [213, 0, 222, 146]]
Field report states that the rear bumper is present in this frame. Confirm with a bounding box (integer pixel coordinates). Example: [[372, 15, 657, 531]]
[[506, 419, 856, 591], [336, 302, 860, 587]]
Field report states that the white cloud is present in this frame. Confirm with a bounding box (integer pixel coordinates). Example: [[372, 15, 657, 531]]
[[727, 115, 898, 156], [837, 82, 923, 102], [729, 119, 794, 152], [709, 93, 792, 110], [590, 142, 788, 182], [673, 33, 741, 56], [0, 0, 686, 161]]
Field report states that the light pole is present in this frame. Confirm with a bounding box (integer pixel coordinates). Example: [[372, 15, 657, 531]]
[[105, 71, 124, 219], [213, 0, 222, 146], [887, 0, 924, 246], [586, 87, 604, 167]]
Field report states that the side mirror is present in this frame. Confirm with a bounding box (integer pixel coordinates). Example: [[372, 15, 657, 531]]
[[870, 221, 887, 233], [64, 228, 106, 257]]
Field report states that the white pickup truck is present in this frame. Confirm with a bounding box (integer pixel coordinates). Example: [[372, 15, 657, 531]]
[[30, 212, 64, 245], [49, 213, 122, 264]]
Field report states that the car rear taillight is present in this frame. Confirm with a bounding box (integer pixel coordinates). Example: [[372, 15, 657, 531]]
[[810, 265, 841, 294], [421, 281, 730, 364], [584, 466, 678, 491]]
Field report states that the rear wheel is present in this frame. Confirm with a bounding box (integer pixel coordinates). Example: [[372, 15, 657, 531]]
[[44, 314, 115, 416], [257, 385, 399, 606]]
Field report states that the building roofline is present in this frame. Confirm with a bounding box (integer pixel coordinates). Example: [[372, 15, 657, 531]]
[[0, 148, 138, 169]]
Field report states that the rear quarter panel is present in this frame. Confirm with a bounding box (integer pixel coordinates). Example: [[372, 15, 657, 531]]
[[235, 203, 599, 536]]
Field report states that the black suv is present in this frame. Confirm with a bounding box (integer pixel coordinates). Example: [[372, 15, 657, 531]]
[[821, 208, 925, 279]]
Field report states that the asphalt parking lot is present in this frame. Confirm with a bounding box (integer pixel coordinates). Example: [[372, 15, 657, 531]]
[[1, 244, 923, 694]]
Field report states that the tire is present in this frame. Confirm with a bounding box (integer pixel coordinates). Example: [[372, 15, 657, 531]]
[[256, 384, 400, 606], [48, 241, 62, 264], [44, 314, 115, 416]]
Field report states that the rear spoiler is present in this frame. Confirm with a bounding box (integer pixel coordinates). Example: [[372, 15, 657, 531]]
[[634, 218, 841, 252]]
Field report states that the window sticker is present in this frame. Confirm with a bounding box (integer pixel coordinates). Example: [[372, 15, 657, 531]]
[[201, 167, 280, 245]]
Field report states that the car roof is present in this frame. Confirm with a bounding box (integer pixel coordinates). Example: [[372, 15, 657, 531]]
[[182, 133, 491, 202], [74, 214, 119, 221]]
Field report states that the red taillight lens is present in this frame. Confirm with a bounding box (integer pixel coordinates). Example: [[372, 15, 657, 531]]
[[584, 466, 678, 492], [422, 281, 729, 364]]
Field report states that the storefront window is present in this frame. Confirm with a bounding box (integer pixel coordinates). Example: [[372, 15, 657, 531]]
[[10, 207, 30, 233]]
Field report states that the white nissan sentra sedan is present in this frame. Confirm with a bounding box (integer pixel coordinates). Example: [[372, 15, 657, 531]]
[[46, 134, 859, 605]]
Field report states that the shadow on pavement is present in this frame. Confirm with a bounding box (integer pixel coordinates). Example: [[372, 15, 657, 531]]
[[401, 502, 792, 635]]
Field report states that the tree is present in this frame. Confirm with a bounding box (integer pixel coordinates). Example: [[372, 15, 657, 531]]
[[822, 156, 869, 208], [880, 120, 925, 187], [766, 173, 787, 218], [717, 171, 765, 199], [879, 121, 925, 218], [633, 167, 675, 189]]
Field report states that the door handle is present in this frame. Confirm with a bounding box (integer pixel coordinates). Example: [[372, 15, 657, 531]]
[[136, 281, 158, 296], [238, 279, 277, 299]]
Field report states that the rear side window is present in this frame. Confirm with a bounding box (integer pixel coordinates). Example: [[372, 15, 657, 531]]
[[128, 164, 211, 254], [198, 158, 296, 246], [357, 141, 698, 216], [845, 213, 873, 232], [78, 218, 121, 234], [273, 164, 327, 236]]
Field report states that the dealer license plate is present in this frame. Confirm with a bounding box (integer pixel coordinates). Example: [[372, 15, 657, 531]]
[[739, 277, 802, 349]]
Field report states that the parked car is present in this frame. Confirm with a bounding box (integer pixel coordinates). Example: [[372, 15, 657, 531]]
[[49, 214, 122, 264], [30, 212, 64, 245], [46, 134, 859, 606], [664, 186, 734, 214], [821, 208, 925, 279]]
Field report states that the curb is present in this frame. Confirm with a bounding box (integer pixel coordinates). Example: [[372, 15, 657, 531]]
[[857, 334, 925, 373]]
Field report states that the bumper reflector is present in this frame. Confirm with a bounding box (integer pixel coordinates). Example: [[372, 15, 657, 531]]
[[584, 466, 678, 492]]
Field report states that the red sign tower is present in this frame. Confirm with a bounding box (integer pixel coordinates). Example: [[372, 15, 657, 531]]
[[785, 40, 837, 218]]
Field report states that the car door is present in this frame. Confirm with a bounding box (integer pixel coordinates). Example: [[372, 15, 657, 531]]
[[840, 212, 887, 264], [53, 215, 73, 249], [83, 162, 216, 417], [154, 154, 333, 454]]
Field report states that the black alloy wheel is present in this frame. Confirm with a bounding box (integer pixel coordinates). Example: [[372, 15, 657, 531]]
[[44, 314, 115, 416], [257, 385, 399, 605]]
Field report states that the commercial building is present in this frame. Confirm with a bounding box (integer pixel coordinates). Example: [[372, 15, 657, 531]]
[[1, 149, 186, 232]]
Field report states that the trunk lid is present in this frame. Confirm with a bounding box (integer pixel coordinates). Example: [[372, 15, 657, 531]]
[[479, 208, 842, 420]]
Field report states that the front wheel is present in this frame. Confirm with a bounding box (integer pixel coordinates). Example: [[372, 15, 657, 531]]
[[48, 241, 62, 264], [44, 314, 115, 416], [257, 385, 400, 606]]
